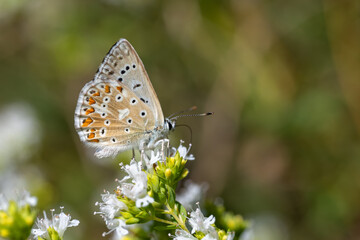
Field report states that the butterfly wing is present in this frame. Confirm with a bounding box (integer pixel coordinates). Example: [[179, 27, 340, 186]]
[[94, 39, 164, 126], [75, 81, 157, 158], [74, 39, 164, 158]]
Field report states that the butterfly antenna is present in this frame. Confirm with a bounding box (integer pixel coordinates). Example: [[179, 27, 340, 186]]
[[176, 124, 193, 143], [168, 106, 197, 119], [171, 112, 213, 120]]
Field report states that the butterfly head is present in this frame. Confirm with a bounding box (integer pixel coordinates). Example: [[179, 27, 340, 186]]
[[164, 118, 176, 132]]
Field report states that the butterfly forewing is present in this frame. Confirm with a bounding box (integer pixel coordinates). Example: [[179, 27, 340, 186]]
[[94, 39, 164, 126], [74, 39, 165, 157]]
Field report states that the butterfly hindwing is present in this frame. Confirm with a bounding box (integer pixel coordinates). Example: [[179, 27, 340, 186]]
[[75, 81, 156, 157]]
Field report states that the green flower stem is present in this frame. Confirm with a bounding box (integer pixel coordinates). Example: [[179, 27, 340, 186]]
[[152, 216, 177, 226], [165, 203, 189, 232]]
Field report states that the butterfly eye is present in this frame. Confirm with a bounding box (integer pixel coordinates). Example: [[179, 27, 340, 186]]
[[140, 110, 147, 118], [130, 98, 137, 105]]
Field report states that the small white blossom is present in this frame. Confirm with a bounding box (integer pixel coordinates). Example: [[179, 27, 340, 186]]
[[94, 192, 129, 238], [0, 190, 37, 211], [0, 194, 8, 211], [173, 229, 197, 240], [172, 140, 195, 160], [202, 234, 219, 240], [94, 192, 127, 220], [16, 190, 37, 208], [188, 207, 218, 239], [177, 181, 208, 210], [226, 232, 235, 240], [239, 215, 288, 240], [0, 103, 41, 166], [118, 160, 154, 207], [102, 218, 128, 238], [31, 207, 79, 239], [142, 149, 162, 171]]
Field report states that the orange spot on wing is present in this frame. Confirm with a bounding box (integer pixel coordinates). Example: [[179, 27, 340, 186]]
[[88, 97, 96, 105], [91, 128, 96, 132], [85, 107, 95, 115], [105, 85, 110, 93], [93, 92, 100, 96], [88, 133, 95, 139], [81, 117, 93, 127], [117, 86, 123, 92], [88, 139, 99, 143]]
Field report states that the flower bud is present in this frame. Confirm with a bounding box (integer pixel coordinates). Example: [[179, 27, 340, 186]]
[[165, 168, 172, 179], [180, 168, 189, 179]]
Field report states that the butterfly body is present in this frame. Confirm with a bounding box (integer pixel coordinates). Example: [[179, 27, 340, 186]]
[[74, 39, 173, 158]]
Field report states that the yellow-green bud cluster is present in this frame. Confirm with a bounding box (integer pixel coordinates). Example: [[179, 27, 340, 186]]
[[0, 201, 37, 240], [118, 196, 152, 224], [147, 152, 189, 208]]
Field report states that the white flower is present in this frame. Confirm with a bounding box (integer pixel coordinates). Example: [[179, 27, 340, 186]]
[[188, 207, 217, 239], [202, 234, 219, 240], [142, 149, 162, 171], [136, 195, 154, 208], [0, 190, 37, 211], [31, 207, 79, 239], [95, 192, 127, 220], [172, 140, 195, 160], [226, 232, 235, 240], [16, 190, 37, 208], [173, 229, 197, 240], [176, 181, 208, 210], [0, 193, 8, 211], [0, 103, 41, 166], [102, 218, 128, 238], [118, 160, 154, 207], [94, 192, 129, 238], [239, 215, 288, 240]]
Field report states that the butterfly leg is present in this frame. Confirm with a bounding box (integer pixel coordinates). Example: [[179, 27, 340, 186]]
[[132, 148, 135, 160], [160, 139, 169, 161]]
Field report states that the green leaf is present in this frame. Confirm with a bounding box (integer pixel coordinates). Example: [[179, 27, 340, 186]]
[[166, 185, 176, 208], [125, 217, 140, 224], [135, 211, 149, 219], [179, 203, 188, 223], [120, 211, 133, 219]]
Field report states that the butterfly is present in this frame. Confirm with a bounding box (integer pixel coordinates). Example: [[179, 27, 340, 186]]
[[75, 39, 211, 158]]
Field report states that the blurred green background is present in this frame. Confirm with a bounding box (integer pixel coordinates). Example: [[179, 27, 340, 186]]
[[0, 0, 359, 239]]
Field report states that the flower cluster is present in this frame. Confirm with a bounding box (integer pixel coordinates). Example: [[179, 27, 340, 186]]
[[0, 191, 37, 240], [31, 207, 80, 240], [0, 190, 80, 240], [95, 141, 241, 240]]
